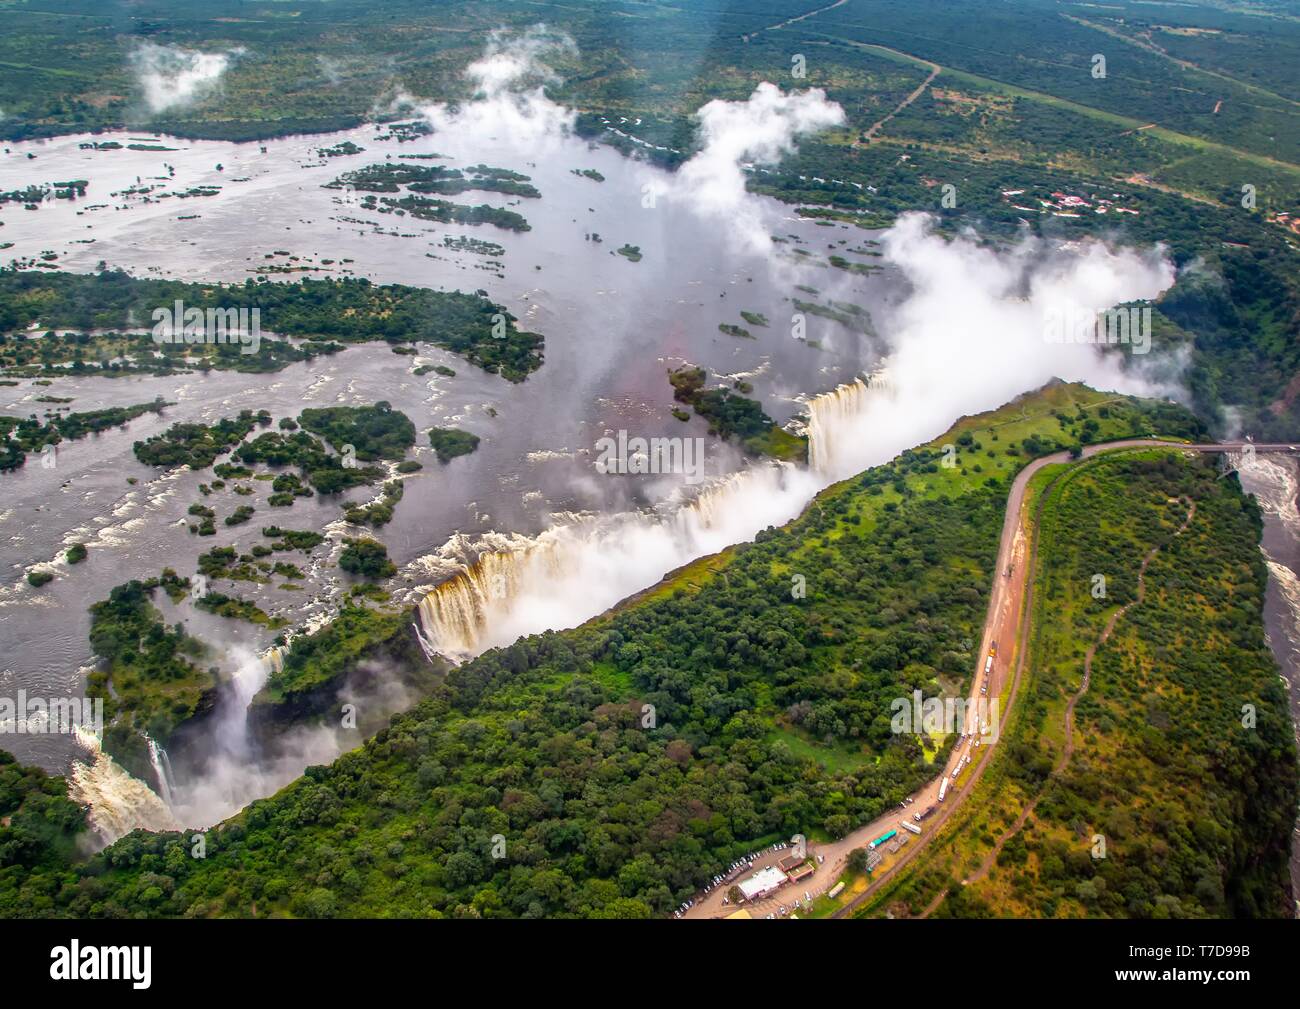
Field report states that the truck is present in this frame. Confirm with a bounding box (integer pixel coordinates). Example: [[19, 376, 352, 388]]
[[868, 829, 898, 851], [938, 777, 949, 802], [984, 655, 994, 675], [899, 820, 922, 835]]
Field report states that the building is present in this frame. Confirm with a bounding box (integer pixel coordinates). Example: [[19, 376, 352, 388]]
[[738, 865, 787, 902], [785, 861, 816, 884]]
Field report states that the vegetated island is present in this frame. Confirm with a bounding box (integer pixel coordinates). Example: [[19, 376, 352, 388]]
[[669, 366, 806, 463], [428, 427, 480, 463], [327, 162, 539, 199], [1, 398, 170, 471], [0, 268, 544, 382], [85, 573, 218, 785], [137, 403, 419, 531]]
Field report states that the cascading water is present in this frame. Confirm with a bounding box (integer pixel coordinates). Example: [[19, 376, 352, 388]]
[[806, 371, 897, 481], [71, 644, 289, 840], [415, 370, 897, 661], [67, 726, 180, 845], [145, 735, 176, 809]]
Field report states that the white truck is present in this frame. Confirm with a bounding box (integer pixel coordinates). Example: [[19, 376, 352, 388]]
[[938, 777, 949, 802], [899, 820, 922, 835]]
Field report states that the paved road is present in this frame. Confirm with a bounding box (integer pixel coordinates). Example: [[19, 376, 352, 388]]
[[682, 439, 1282, 920]]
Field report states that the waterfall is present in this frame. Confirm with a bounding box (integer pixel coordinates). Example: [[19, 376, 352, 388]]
[[67, 644, 289, 840], [207, 645, 282, 760], [415, 537, 569, 659], [806, 370, 896, 480], [67, 726, 180, 845], [414, 370, 898, 662], [145, 735, 176, 809]]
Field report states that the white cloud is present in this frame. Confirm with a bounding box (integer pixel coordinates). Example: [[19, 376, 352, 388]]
[[415, 25, 578, 145], [810, 213, 1182, 480], [663, 82, 844, 252], [130, 42, 244, 115]]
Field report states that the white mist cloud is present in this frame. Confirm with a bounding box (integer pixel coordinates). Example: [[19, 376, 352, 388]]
[[415, 25, 577, 145], [162, 646, 422, 829], [659, 82, 844, 252], [130, 41, 244, 115], [318, 54, 398, 89], [810, 213, 1181, 481], [369, 85, 423, 123]]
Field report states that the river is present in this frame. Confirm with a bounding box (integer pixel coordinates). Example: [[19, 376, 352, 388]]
[[0, 115, 900, 829], [1235, 454, 1300, 911]]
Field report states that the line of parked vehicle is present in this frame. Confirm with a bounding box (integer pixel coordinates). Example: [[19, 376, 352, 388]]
[[675, 841, 797, 917]]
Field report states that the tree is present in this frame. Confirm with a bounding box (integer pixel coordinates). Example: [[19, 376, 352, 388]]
[[338, 538, 395, 579]]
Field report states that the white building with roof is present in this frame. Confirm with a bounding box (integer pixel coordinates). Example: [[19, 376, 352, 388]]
[[738, 866, 787, 902]]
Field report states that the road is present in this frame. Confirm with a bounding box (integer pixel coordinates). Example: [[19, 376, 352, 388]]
[[860, 53, 941, 144], [682, 439, 1287, 920], [740, 0, 850, 43]]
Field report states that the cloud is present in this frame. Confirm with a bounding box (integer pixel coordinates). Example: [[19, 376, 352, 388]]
[[317, 54, 396, 87], [370, 85, 423, 122], [662, 82, 844, 252], [809, 212, 1182, 480], [414, 25, 578, 145], [129, 41, 244, 115]]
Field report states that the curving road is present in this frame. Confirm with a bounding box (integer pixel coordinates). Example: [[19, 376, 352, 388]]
[[683, 439, 1286, 920]]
